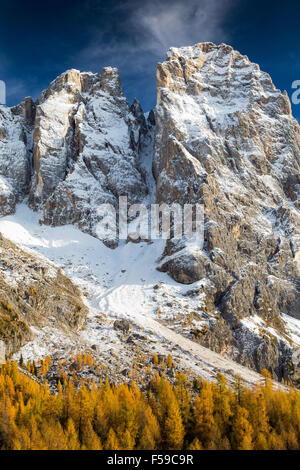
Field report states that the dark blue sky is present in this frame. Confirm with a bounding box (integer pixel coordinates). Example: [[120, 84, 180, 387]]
[[0, 0, 299, 120]]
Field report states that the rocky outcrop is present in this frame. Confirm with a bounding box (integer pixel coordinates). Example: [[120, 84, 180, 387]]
[[29, 69, 83, 207], [113, 318, 131, 333], [0, 233, 88, 355]]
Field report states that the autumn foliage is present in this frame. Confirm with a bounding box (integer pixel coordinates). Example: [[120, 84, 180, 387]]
[[0, 361, 299, 450]]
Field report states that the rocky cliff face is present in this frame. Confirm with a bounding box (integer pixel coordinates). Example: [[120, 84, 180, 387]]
[[29, 67, 153, 240], [0, 67, 154, 240], [154, 43, 300, 377], [0, 42, 299, 382], [0, 97, 34, 216]]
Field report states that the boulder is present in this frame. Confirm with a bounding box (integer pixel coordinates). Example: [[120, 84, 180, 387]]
[[113, 319, 131, 333]]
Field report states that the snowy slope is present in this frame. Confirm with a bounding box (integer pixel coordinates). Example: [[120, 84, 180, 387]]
[[0, 203, 293, 388]]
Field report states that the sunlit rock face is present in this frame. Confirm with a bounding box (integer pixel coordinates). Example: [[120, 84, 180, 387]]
[[153, 42, 300, 375]]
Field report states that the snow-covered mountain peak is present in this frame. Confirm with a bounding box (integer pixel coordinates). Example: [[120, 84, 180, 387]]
[[25, 64, 153, 240], [100, 66, 124, 97], [159, 42, 291, 119]]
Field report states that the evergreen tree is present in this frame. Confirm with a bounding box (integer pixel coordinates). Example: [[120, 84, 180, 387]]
[[193, 382, 216, 447], [163, 395, 184, 450], [105, 428, 120, 450], [232, 406, 253, 450]]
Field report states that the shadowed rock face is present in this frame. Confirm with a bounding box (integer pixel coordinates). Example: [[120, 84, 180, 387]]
[[154, 43, 300, 378], [28, 67, 152, 240], [0, 98, 34, 216]]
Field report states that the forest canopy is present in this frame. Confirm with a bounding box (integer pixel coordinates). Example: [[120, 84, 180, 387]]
[[0, 361, 299, 450]]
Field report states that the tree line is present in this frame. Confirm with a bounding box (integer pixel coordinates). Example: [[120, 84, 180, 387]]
[[0, 360, 299, 450]]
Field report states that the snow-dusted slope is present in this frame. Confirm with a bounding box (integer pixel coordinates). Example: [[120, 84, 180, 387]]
[[0, 219, 87, 357], [0, 204, 295, 387]]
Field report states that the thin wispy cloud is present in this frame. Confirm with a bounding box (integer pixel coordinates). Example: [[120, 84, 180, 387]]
[[130, 0, 234, 54], [73, 0, 236, 109], [5, 79, 27, 100], [0, 0, 237, 108], [76, 0, 235, 70]]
